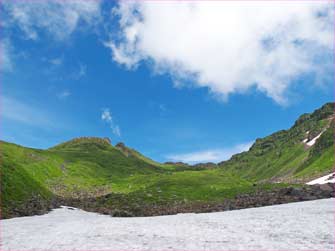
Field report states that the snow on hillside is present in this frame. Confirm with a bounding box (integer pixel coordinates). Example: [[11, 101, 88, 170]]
[[307, 173, 335, 185], [305, 130, 325, 147], [1, 199, 334, 251]]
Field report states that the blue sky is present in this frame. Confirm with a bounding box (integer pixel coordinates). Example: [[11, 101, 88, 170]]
[[1, 0, 333, 164]]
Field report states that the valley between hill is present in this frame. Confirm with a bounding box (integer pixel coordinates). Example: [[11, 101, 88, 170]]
[[1, 103, 334, 218]]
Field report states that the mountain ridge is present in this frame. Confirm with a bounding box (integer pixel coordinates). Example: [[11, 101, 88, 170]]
[[218, 102, 334, 182]]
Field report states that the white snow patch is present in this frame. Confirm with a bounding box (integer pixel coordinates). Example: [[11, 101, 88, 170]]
[[302, 138, 308, 143], [1, 199, 334, 251], [307, 172, 335, 185], [306, 131, 324, 146]]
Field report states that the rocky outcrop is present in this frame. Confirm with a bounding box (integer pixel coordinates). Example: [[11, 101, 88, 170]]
[[2, 195, 60, 219], [115, 142, 133, 157], [4, 184, 333, 219], [144, 184, 334, 216], [60, 184, 334, 218]]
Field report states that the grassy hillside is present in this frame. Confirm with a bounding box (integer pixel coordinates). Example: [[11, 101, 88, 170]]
[[1, 103, 333, 218], [1, 142, 59, 217], [218, 102, 334, 182], [1, 138, 259, 218]]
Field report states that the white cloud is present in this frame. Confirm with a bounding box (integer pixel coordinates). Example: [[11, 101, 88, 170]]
[[109, 1, 334, 105], [2, 0, 101, 40], [101, 108, 121, 137], [1, 1, 101, 72], [101, 109, 112, 121], [166, 142, 253, 164]]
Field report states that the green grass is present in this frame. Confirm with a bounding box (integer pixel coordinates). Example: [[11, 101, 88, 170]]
[[218, 103, 334, 181], [1, 103, 334, 218], [1, 139, 278, 217], [118, 170, 251, 202], [0, 142, 58, 216], [295, 146, 334, 178]]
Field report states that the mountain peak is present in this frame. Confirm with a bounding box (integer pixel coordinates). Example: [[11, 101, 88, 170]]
[[294, 102, 334, 127], [50, 137, 112, 150]]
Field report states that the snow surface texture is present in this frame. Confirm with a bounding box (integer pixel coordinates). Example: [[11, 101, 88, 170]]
[[307, 173, 335, 185], [305, 131, 325, 147], [1, 199, 334, 251]]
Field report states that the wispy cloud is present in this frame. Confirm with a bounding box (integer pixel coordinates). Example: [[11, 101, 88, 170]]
[[101, 108, 121, 137], [1, 0, 101, 76], [2, 0, 101, 41], [78, 63, 87, 77], [49, 57, 63, 66], [1, 96, 54, 127], [0, 40, 13, 72], [72, 63, 87, 79], [166, 142, 253, 164], [109, 1, 334, 105], [57, 90, 71, 99]]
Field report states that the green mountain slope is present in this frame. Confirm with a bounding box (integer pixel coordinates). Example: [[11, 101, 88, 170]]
[[1, 103, 333, 218], [1, 138, 259, 218], [218, 102, 334, 182]]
